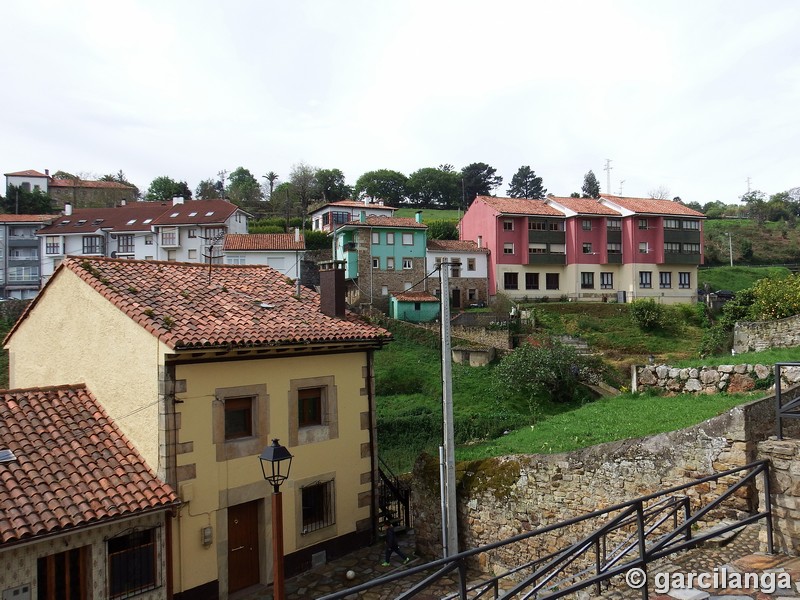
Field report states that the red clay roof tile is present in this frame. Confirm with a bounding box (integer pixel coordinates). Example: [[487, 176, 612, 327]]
[[426, 239, 488, 253], [600, 194, 705, 217], [342, 216, 427, 229], [3, 170, 49, 178], [393, 291, 439, 302], [473, 196, 563, 216], [547, 196, 622, 216], [223, 233, 306, 251], [0, 384, 178, 546], [17, 257, 389, 351]]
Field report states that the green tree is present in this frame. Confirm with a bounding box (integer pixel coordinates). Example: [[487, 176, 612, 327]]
[[581, 170, 601, 198], [315, 168, 350, 202], [426, 219, 459, 240], [506, 166, 546, 199], [272, 182, 299, 228], [629, 299, 667, 331], [2, 184, 55, 214], [748, 273, 800, 320], [289, 163, 318, 227], [145, 176, 192, 201], [407, 167, 461, 208], [493, 341, 601, 405], [684, 201, 703, 212], [353, 169, 408, 205], [100, 170, 139, 197], [741, 190, 767, 224], [227, 167, 263, 209], [461, 162, 502, 207], [52, 170, 78, 180], [196, 178, 222, 199]]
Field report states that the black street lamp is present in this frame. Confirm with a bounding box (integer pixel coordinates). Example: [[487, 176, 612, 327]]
[[259, 439, 293, 600]]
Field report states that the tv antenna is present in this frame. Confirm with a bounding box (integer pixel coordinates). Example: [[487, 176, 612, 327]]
[[201, 229, 227, 282]]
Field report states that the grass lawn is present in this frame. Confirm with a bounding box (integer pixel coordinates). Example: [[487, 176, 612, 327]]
[[455, 391, 762, 461]]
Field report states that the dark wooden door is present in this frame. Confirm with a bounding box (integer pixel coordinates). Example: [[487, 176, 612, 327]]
[[228, 501, 260, 592], [452, 288, 461, 309]]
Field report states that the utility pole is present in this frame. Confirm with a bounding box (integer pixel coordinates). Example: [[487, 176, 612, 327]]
[[604, 159, 613, 195], [618, 180, 625, 196], [438, 263, 458, 558]]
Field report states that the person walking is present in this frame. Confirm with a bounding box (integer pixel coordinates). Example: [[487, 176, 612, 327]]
[[381, 521, 410, 566]]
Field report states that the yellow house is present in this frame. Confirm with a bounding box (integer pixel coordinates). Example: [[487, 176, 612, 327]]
[[5, 257, 390, 599]]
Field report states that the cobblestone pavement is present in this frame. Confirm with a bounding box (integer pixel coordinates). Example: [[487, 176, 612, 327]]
[[240, 525, 800, 599]]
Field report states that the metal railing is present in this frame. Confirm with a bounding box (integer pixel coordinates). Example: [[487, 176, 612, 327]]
[[319, 460, 772, 600], [378, 456, 413, 531]]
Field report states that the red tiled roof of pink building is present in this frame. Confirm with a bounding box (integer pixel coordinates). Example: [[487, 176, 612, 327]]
[[224, 233, 306, 251], [600, 195, 705, 217], [23, 257, 388, 350], [0, 384, 178, 545], [474, 196, 563, 216], [547, 196, 622, 216]]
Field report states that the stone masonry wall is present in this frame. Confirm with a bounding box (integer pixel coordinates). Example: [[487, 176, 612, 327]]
[[635, 363, 800, 395], [734, 314, 800, 354], [757, 438, 800, 555], [413, 396, 779, 575]]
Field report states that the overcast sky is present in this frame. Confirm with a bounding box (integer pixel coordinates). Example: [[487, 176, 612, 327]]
[[3, 1, 799, 204]]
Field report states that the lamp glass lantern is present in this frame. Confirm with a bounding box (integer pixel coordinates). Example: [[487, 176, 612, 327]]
[[260, 439, 293, 493]]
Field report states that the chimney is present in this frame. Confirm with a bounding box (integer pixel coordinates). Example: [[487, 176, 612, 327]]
[[477, 235, 482, 249], [172, 196, 184, 206], [45, 169, 49, 176], [415, 211, 423, 223], [294, 227, 300, 242], [363, 198, 369, 206], [120, 199, 127, 206], [319, 260, 346, 317], [64, 202, 73, 216]]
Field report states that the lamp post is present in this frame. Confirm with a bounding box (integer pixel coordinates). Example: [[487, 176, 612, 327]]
[[259, 439, 293, 600], [725, 232, 733, 267]]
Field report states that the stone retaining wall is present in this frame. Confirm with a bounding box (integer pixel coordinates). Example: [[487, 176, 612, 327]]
[[757, 438, 800, 555], [412, 395, 784, 572], [634, 363, 800, 395], [734, 314, 800, 354]]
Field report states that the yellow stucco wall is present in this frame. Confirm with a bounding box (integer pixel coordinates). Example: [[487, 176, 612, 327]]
[[172, 351, 373, 595], [5, 267, 168, 473]]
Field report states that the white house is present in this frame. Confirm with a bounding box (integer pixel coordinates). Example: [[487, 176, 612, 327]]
[[37, 198, 250, 281], [223, 231, 306, 279], [425, 239, 490, 308], [310, 199, 397, 233]]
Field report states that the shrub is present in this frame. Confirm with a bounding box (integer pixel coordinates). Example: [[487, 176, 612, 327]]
[[629, 299, 667, 331]]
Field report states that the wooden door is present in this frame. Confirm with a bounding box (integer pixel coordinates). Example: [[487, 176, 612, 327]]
[[452, 288, 461, 309], [228, 501, 260, 592]]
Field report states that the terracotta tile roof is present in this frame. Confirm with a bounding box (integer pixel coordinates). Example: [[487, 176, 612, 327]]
[[0, 384, 178, 546], [393, 291, 439, 302], [224, 233, 306, 251], [547, 196, 622, 216], [4, 170, 49, 178], [343, 216, 427, 229], [600, 194, 705, 217], [427, 239, 488, 253], [0, 214, 56, 224], [37, 203, 173, 234], [151, 199, 244, 225], [8, 257, 390, 351], [312, 200, 398, 211], [49, 178, 136, 190], [473, 196, 563, 217]]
